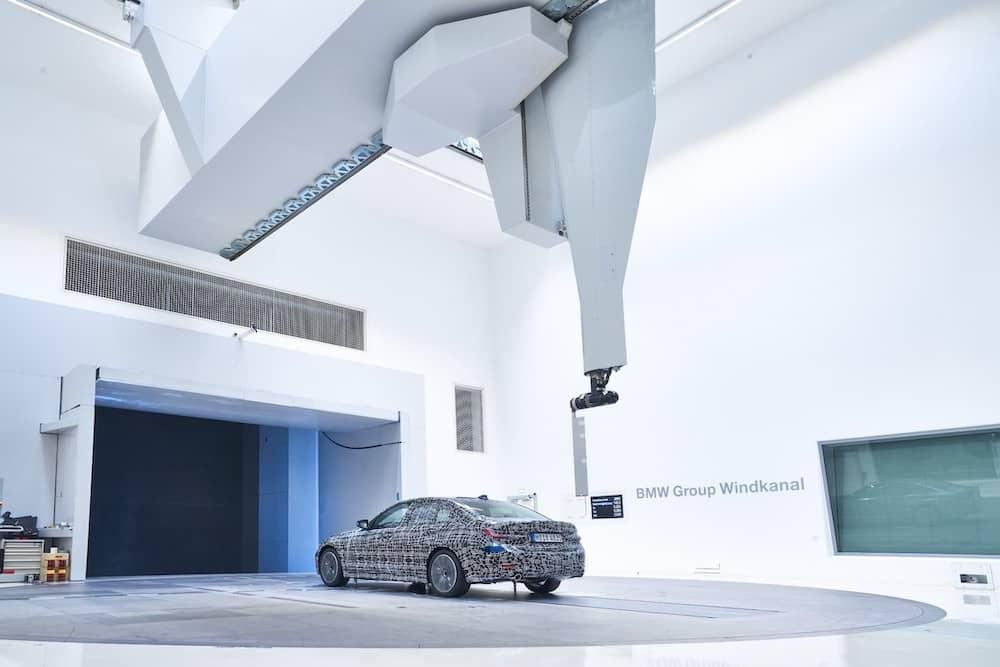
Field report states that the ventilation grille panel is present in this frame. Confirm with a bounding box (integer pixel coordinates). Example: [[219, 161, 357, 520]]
[[455, 386, 484, 453], [65, 239, 364, 350]]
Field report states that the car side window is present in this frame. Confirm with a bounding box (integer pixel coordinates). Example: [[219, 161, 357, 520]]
[[406, 503, 437, 526], [435, 508, 451, 523], [369, 503, 409, 530]]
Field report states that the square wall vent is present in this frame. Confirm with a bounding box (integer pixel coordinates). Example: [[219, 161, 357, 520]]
[[455, 386, 484, 453]]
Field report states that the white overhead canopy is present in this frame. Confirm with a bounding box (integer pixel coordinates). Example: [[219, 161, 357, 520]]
[[95, 368, 398, 433]]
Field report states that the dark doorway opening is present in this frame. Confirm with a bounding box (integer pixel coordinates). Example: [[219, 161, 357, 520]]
[[87, 407, 259, 577]]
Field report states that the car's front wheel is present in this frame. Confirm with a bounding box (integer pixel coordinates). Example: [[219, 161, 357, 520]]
[[319, 547, 347, 587], [524, 577, 561, 594], [427, 550, 470, 597]]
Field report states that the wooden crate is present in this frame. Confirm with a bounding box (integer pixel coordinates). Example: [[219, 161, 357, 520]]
[[41, 552, 69, 583]]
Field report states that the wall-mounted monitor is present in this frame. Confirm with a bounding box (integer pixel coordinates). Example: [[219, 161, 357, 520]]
[[590, 494, 624, 520], [820, 425, 1000, 556]]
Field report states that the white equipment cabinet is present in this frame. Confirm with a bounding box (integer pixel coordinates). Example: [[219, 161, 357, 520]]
[[1, 539, 45, 582]]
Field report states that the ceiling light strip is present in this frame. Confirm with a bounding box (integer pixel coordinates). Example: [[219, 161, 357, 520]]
[[655, 0, 744, 52], [219, 131, 390, 261], [449, 137, 484, 161], [384, 153, 494, 202], [6, 0, 136, 54], [540, 0, 603, 23]]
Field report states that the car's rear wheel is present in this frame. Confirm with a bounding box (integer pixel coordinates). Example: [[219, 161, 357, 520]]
[[427, 550, 470, 597], [524, 578, 561, 594], [319, 547, 347, 587]]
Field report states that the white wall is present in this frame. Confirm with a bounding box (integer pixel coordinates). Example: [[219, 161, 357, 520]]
[[319, 423, 403, 538], [0, 372, 59, 522], [0, 12, 503, 527], [490, 0, 1000, 594]]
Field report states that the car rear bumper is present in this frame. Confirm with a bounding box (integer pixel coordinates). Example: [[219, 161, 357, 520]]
[[467, 545, 585, 584]]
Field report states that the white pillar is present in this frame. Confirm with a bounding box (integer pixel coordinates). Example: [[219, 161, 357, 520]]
[[56, 365, 97, 582]]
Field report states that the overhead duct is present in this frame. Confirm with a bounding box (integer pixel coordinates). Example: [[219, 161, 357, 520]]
[[129, 0, 655, 405], [382, 0, 655, 405], [128, 1, 581, 259]]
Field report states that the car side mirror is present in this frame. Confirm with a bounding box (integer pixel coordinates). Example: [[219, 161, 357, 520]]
[[356, 519, 369, 530]]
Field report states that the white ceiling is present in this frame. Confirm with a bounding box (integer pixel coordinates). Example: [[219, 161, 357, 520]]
[[25, 0, 239, 43], [18, 0, 776, 56], [0, 1, 158, 125], [656, 0, 830, 88], [26, 0, 130, 42], [1, 0, 832, 249]]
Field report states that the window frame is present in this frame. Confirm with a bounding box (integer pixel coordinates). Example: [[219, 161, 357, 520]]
[[819, 423, 1000, 559]]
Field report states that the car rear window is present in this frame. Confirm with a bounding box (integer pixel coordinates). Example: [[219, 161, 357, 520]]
[[455, 498, 549, 520]]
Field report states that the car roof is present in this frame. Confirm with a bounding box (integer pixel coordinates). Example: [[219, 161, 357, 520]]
[[403, 497, 474, 504], [395, 497, 512, 510]]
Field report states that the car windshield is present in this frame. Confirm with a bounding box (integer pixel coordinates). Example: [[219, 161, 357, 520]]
[[455, 498, 549, 520]]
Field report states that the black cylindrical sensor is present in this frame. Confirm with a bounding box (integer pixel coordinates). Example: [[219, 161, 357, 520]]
[[570, 390, 619, 411]]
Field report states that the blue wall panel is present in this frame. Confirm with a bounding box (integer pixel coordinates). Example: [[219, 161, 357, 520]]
[[287, 429, 319, 572], [258, 426, 289, 573], [258, 426, 320, 573]]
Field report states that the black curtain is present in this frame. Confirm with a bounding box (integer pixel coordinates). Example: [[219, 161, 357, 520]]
[[87, 407, 259, 577]]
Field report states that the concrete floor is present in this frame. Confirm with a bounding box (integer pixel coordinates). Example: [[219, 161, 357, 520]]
[[4, 621, 1000, 667], [0, 574, 943, 648]]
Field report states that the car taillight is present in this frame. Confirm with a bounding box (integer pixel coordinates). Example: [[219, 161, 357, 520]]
[[483, 527, 513, 542]]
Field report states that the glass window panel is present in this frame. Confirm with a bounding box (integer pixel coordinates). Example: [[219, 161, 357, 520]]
[[823, 429, 1000, 555], [370, 503, 409, 530], [406, 503, 436, 526]]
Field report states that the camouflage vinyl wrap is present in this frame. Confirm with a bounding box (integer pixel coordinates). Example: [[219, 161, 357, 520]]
[[315, 497, 585, 584]]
